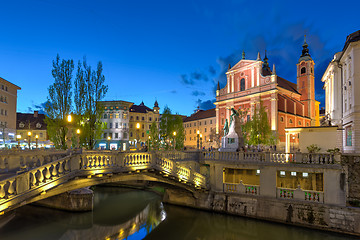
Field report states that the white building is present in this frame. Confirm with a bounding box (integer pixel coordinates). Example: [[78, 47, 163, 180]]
[[322, 30, 360, 153], [96, 100, 133, 150]]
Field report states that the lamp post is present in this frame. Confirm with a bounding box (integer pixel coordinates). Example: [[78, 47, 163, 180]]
[[136, 123, 140, 149], [16, 135, 21, 149], [292, 134, 295, 152], [27, 131, 32, 149], [196, 130, 200, 150], [66, 114, 72, 150], [173, 131, 176, 150], [35, 135, 39, 149], [76, 129, 81, 149], [200, 134, 203, 150], [148, 136, 151, 152], [107, 136, 111, 150]]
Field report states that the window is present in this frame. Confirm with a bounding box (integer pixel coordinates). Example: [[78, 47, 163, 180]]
[[291, 172, 296, 176], [104, 114, 107, 119], [103, 133, 107, 139], [155, 118, 157, 121], [115, 113, 119, 118], [306, 123, 309, 127], [190, 137, 192, 141], [142, 124, 144, 129], [40, 133, 43, 138], [289, 119, 293, 124], [247, 115, 250, 122], [189, 130, 191, 134], [240, 78, 245, 91], [115, 123, 118, 128], [149, 117, 152, 121], [136, 116, 139, 120], [4, 110, 7, 116], [108, 133, 112, 139], [109, 123, 112, 129], [123, 133, 127, 138], [123, 113, 127, 119], [199, 122, 201, 126], [130, 116, 133, 120], [346, 126, 352, 146], [115, 133, 118, 139], [109, 113, 113, 119], [149, 125, 151, 129], [205, 128, 207, 132], [194, 122, 196, 126], [5, 86, 7, 91], [36, 123, 41, 128], [301, 67, 306, 74], [130, 124, 133, 128], [280, 171, 286, 176], [256, 170, 260, 175], [280, 116, 284, 122], [210, 120, 212, 124], [142, 117, 145, 120], [142, 133, 144, 137], [302, 172, 309, 178], [298, 121, 301, 125], [130, 132, 133, 137], [204, 121, 206, 125]]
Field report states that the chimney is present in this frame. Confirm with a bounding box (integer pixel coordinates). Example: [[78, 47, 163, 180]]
[[34, 111, 38, 118]]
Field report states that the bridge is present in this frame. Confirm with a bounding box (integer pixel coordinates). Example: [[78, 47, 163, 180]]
[[0, 150, 207, 214]]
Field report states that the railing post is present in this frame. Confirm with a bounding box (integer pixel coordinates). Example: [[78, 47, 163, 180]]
[[334, 153, 341, 164], [238, 151, 244, 161], [295, 152, 302, 163], [16, 172, 30, 194], [69, 155, 81, 171], [265, 152, 270, 162]]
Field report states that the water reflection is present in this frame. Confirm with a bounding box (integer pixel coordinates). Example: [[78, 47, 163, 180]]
[[0, 187, 357, 240], [0, 187, 165, 240]]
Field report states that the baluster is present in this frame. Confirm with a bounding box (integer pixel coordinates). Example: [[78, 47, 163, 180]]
[[30, 172, 37, 186], [8, 180, 15, 195], [44, 167, 51, 179], [37, 169, 44, 183], [64, 160, 70, 171], [58, 161, 64, 173], [0, 184, 6, 198]]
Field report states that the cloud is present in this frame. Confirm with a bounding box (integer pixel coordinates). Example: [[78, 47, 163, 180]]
[[171, 90, 177, 94], [192, 90, 205, 97], [195, 99, 216, 110], [208, 65, 216, 75], [180, 68, 212, 86], [180, 74, 194, 85], [26, 101, 48, 114]]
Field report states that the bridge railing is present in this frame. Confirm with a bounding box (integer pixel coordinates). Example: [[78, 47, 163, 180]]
[[224, 182, 260, 195], [201, 151, 339, 165], [277, 187, 324, 203]]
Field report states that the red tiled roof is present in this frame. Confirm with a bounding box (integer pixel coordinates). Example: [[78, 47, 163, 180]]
[[183, 108, 216, 122], [277, 76, 299, 94]]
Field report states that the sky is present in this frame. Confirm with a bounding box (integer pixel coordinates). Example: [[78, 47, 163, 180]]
[[0, 0, 359, 116]]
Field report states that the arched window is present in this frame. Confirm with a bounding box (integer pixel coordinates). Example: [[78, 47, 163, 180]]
[[240, 78, 245, 91], [301, 67, 306, 74], [289, 119, 293, 124]]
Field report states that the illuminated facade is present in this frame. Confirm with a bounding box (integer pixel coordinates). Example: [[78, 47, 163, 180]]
[[322, 30, 360, 153], [0, 77, 21, 147], [129, 101, 160, 147], [183, 108, 216, 149], [215, 40, 319, 150], [97, 100, 133, 150]]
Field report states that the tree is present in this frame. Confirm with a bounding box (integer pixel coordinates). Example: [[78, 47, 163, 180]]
[[209, 127, 221, 148], [44, 54, 74, 149], [158, 106, 185, 150], [149, 121, 160, 150], [74, 58, 108, 149], [243, 101, 276, 146]]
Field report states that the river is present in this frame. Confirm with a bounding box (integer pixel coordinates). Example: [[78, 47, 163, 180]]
[[0, 187, 356, 240]]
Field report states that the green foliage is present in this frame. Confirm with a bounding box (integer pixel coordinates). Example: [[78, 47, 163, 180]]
[[45, 55, 108, 149], [327, 147, 340, 153], [45, 54, 74, 149], [149, 121, 160, 150], [74, 58, 108, 149], [242, 101, 276, 146], [307, 144, 321, 153], [158, 106, 185, 150]]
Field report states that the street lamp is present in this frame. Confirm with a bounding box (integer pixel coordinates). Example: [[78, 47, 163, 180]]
[[27, 131, 32, 149], [16, 135, 21, 149], [76, 129, 81, 149], [197, 130, 200, 150], [67, 114, 72, 123], [173, 131, 176, 150], [200, 134, 203, 150], [136, 123, 140, 149], [35, 135, 39, 149], [66, 114, 73, 150], [292, 134, 296, 152], [107, 136, 111, 150]]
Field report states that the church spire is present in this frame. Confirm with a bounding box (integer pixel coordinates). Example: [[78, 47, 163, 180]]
[[228, 63, 231, 70], [217, 81, 220, 91], [256, 52, 261, 61], [299, 35, 312, 62], [262, 50, 269, 68]]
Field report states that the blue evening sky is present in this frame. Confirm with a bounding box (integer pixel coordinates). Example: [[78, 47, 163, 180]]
[[0, 0, 359, 116]]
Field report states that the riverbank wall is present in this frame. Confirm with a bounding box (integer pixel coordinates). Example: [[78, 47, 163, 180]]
[[163, 188, 360, 237]]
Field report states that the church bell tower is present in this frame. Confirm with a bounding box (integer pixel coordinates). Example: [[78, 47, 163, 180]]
[[297, 36, 316, 125]]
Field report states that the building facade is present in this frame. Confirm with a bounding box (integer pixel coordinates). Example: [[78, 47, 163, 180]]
[[215, 40, 319, 150], [0, 77, 21, 147], [16, 111, 49, 148], [322, 30, 360, 153], [183, 108, 216, 149], [129, 101, 160, 147], [97, 100, 133, 150]]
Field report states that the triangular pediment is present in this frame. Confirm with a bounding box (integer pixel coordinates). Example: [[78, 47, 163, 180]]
[[228, 59, 257, 72]]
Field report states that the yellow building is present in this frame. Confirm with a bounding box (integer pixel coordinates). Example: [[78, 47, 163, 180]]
[[16, 111, 48, 148], [0, 76, 21, 147], [129, 101, 160, 146], [183, 108, 216, 150]]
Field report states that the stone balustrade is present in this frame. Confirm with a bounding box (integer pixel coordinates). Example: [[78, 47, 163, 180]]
[[201, 151, 339, 165], [223, 182, 260, 195], [0, 151, 207, 214], [277, 187, 324, 203]]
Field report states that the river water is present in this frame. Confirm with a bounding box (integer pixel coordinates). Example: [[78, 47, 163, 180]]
[[0, 187, 356, 240]]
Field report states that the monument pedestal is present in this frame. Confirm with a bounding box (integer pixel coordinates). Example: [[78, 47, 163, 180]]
[[219, 132, 239, 152]]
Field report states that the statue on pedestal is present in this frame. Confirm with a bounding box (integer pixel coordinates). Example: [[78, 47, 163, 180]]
[[219, 107, 245, 152]]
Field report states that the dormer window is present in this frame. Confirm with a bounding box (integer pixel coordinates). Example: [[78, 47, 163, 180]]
[[19, 122, 25, 128], [36, 123, 42, 128]]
